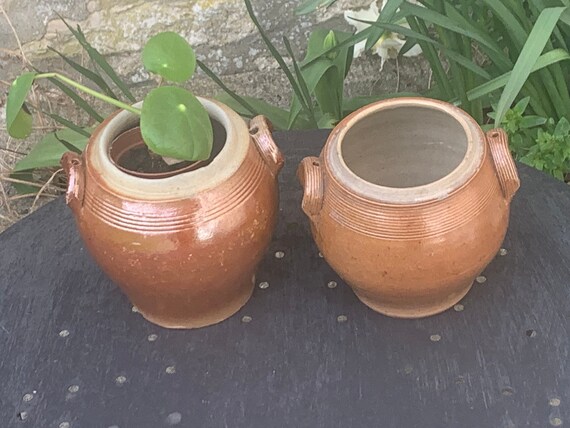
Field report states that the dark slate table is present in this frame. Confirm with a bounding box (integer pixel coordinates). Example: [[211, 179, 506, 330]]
[[1, 130, 569, 428]]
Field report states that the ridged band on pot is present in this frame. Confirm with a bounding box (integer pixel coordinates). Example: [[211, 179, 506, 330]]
[[298, 97, 520, 318], [61, 98, 284, 329]]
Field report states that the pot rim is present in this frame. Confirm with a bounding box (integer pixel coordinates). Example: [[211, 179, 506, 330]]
[[86, 97, 250, 201], [326, 97, 486, 205]]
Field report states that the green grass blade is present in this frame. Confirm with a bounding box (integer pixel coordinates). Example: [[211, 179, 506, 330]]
[[244, 0, 317, 127], [44, 76, 104, 122], [365, 0, 404, 51], [42, 112, 92, 137], [53, 131, 83, 154], [196, 60, 258, 116], [481, 0, 528, 48], [57, 14, 136, 102], [356, 18, 491, 79], [301, 27, 372, 68], [13, 128, 89, 172], [403, 2, 508, 65], [467, 49, 570, 101], [214, 93, 295, 130], [494, 7, 568, 126], [283, 36, 318, 125], [295, 0, 337, 15], [47, 47, 118, 100]]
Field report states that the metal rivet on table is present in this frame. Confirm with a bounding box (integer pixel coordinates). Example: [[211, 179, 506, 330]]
[[241, 316, 252, 323], [499, 248, 508, 256], [318, 252, 324, 258], [166, 412, 182, 425], [147, 334, 158, 342], [327, 281, 337, 289], [131, 306, 139, 313], [453, 304, 464, 312], [275, 251, 285, 259], [476, 276, 487, 284], [258, 281, 269, 289], [59, 422, 70, 428], [550, 417, 563, 427], [59, 329, 70, 337], [550, 398, 561, 407], [68, 385, 79, 393], [165, 366, 176, 374], [430, 334, 441, 342], [337, 315, 348, 323], [22, 393, 34, 402], [115, 375, 127, 385]]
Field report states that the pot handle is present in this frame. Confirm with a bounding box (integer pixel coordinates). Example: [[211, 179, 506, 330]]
[[297, 157, 324, 218], [61, 151, 85, 214], [249, 116, 284, 176], [486, 129, 520, 203]]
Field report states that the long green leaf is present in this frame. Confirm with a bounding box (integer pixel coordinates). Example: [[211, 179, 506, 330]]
[[481, 0, 528, 48], [354, 18, 491, 79], [214, 93, 295, 130], [197, 60, 258, 116], [403, 2, 511, 70], [13, 128, 89, 172], [58, 14, 135, 102], [494, 7, 568, 126], [283, 37, 318, 127], [295, 0, 336, 15], [244, 0, 317, 127], [365, 0, 404, 51], [301, 27, 372, 68], [45, 76, 104, 123], [466, 49, 570, 101], [43, 112, 92, 138], [47, 47, 118, 100]]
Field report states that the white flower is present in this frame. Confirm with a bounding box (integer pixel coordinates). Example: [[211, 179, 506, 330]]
[[344, 0, 422, 70]]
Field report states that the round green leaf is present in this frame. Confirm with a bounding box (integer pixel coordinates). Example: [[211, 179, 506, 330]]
[[140, 87, 213, 161], [7, 72, 37, 139], [142, 32, 196, 83]]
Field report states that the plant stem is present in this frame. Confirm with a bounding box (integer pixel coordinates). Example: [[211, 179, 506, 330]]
[[35, 73, 141, 115]]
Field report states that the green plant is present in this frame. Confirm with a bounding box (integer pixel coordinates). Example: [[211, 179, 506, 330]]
[[7, 30, 213, 162], [522, 118, 570, 180], [200, 0, 413, 131]]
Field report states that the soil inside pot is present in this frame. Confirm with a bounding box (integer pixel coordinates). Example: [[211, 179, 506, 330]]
[[109, 118, 227, 179], [341, 106, 468, 188]]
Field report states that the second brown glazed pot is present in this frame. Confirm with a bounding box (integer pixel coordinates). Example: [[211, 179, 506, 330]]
[[298, 97, 520, 318], [61, 99, 283, 329]]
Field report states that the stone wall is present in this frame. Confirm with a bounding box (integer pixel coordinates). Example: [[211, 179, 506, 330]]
[[1, 0, 428, 105]]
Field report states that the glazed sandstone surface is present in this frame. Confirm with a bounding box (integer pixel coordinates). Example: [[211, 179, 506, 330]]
[[62, 100, 283, 328], [299, 98, 520, 318]]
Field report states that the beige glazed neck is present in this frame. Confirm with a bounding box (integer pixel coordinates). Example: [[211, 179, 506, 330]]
[[86, 97, 250, 201], [325, 98, 486, 205]]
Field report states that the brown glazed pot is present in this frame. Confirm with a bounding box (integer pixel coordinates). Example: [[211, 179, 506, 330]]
[[298, 97, 520, 318], [61, 98, 283, 328]]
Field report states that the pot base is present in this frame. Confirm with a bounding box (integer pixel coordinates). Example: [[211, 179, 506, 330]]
[[353, 280, 473, 319], [136, 276, 255, 329]]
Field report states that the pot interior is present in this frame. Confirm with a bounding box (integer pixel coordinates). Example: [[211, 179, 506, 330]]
[[341, 105, 468, 188], [109, 118, 227, 179]]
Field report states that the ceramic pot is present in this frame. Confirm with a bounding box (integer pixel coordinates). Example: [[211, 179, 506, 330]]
[[61, 98, 283, 328], [298, 98, 520, 318]]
